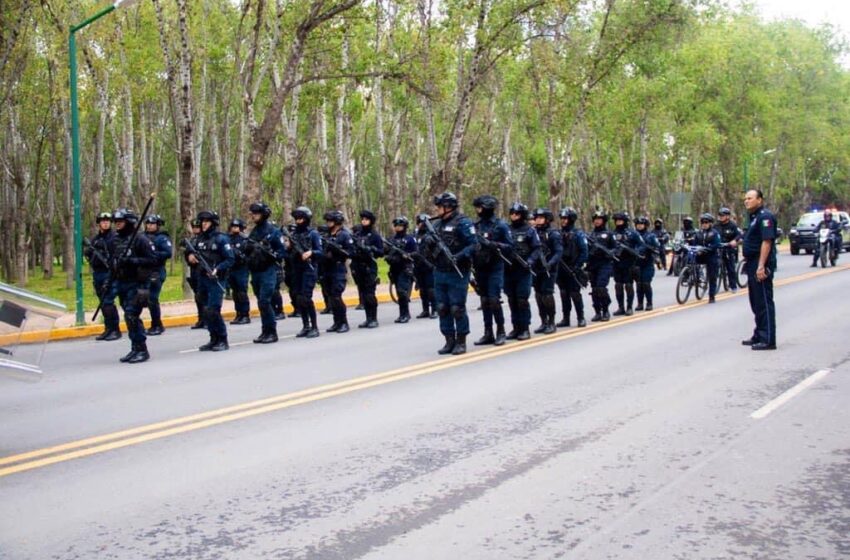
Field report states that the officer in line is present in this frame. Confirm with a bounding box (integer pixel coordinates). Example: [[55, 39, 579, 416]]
[[652, 219, 670, 271], [717, 207, 742, 291], [227, 218, 251, 324], [634, 216, 660, 311], [322, 210, 355, 333], [282, 223, 298, 319], [287, 206, 324, 338], [351, 210, 384, 328], [85, 212, 121, 341], [742, 189, 777, 350], [245, 202, 285, 344], [532, 208, 562, 334], [668, 216, 697, 276], [691, 213, 721, 303], [811, 210, 843, 267], [185, 218, 206, 330], [414, 214, 438, 319], [110, 208, 158, 364], [556, 207, 588, 328], [386, 217, 418, 324], [504, 203, 540, 340], [316, 225, 333, 315], [430, 192, 477, 355], [186, 211, 235, 351], [144, 215, 172, 336], [471, 195, 512, 346], [587, 210, 616, 322], [611, 212, 644, 316]]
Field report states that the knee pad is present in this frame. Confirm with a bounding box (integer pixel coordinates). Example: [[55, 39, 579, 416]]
[[451, 305, 466, 319], [437, 303, 450, 318]]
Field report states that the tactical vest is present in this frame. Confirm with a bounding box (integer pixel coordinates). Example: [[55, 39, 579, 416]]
[[89, 233, 113, 272], [247, 224, 278, 272], [196, 232, 227, 269], [562, 228, 579, 264], [512, 223, 535, 259], [229, 233, 248, 266]]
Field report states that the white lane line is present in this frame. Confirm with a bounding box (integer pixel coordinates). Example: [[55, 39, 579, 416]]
[[751, 369, 832, 419], [179, 335, 297, 354]]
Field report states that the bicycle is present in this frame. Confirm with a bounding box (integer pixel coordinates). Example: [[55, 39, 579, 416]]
[[736, 256, 748, 289], [676, 245, 709, 304], [718, 245, 738, 292]]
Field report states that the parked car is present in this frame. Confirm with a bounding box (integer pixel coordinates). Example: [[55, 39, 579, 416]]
[[788, 210, 850, 255]]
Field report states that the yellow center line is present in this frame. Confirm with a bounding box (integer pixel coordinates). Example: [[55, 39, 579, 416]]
[[1, 263, 846, 478]]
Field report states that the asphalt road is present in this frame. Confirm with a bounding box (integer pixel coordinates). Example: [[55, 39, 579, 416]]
[[1, 253, 848, 559]]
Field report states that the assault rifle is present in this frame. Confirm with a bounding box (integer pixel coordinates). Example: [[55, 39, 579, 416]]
[[281, 227, 316, 272], [613, 239, 642, 260], [475, 232, 512, 266], [586, 235, 621, 263], [423, 217, 464, 278], [322, 234, 351, 260], [181, 238, 226, 292], [380, 236, 413, 263]]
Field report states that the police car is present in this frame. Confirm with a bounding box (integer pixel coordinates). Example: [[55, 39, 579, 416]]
[[788, 210, 850, 255]]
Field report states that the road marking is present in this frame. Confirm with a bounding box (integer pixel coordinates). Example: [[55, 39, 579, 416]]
[[178, 335, 297, 354], [750, 369, 831, 419], [0, 263, 846, 478]]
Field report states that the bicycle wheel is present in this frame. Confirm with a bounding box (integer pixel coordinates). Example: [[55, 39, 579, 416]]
[[676, 266, 692, 304], [389, 280, 398, 303], [719, 260, 729, 292], [694, 265, 707, 300], [737, 259, 748, 288]]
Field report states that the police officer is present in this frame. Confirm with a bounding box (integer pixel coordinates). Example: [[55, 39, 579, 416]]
[[429, 192, 477, 355], [316, 225, 333, 315], [472, 195, 512, 346], [611, 212, 645, 316], [587, 210, 616, 322], [668, 216, 697, 276], [556, 207, 588, 328], [144, 215, 172, 335], [414, 214, 438, 319], [811, 210, 843, 267], [385, 217, 418, 324], [742, 189, 777, 350], [504, 202, 540, 340], [85, 212, 121, 341], [691, 213, 721, 303], [245, 202, 285, 344], [652, 219, 670, 271], [184, 219, 206, 329], [322, 210, 355, 333], [532, 208, 562, 334], [634, 216, 660, 311], [186, 211, 235, 351], [110, 208, 158, 364], [280, 223, 296, 319], [227, 218, 251, 324], [351, 210, 384, 328], [286, 206, 324, 338], [717, 207, 743, 291]]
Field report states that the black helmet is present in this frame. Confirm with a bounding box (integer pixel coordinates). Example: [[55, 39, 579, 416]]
[[197, 210, 219, 226], [434, 192, 459, 209], [145, 214, 164, 226], [559, 207, 578, 221], [508, 202, 529, 219], [472, 195, 498, 210], [96, 211, 112, 223], [113, 208, 138, 225], [392, 216, 410, 228], [324, 210, 345, 224], [190, 218, 202, 228], [317, 225, 330, 234], [825, 210, 833, 219], [229, 218, 246, 230], [532, 207, 554, 222], [249, 202, 272, 218], [292, 206, 313, 222], [359, 209, 376, 222], [683, 216, 694, 227], [612, 211, 630, 223], [654, 218, 663, 226], [635, 216, 650, 227], [718, 207, 732, 216], [416, 213, 430, 225], [592, 210, 608, 222], [700, 212, 715, 224]]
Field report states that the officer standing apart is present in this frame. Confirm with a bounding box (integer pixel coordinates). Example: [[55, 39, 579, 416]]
[[110, 208, 158, 364], [717, 207, 742, 291], [692, 213, 721, 303], [144, 215, 172, 336], [351, 210, 384, 328], [386, 217, 418, 323], [742, 190, 778, 350], [471, 195, 513, 346], [556, 207, 588, 328], [587, 210, 616, 322], [634, 216, 660, 311], [245, 202, 285, 344], [85, 212, 121, 341], [532, 208, 563, 334], [227, 218, 251, 324], [186, 211, 235, 351], [322, 210, 355, 333], [414, 214, 438, 318], [286, 206, 324, 338], [504, 203, 541, 340], [431, 192, 477, 355]]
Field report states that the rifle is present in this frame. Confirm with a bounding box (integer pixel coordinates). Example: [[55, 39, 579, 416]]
[[181, 238, 226, 292], [613, 238, 642, 260], [475, 232, 512, 266], [559, 261, 588, 289], [586, 235, 621, 263], [92, 193, 156, 321], [380, 236, 413, 263], [245, 236, 281, 264], [83, 237, 111, 270], [281, 227, 316, 271], [423, 217, 464, 278], [322, 233, 351, 260]]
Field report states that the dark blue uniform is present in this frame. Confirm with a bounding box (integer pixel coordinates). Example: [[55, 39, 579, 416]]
[[85, 229, 121, 337], [322, 227, 355, 330], [743, 206, 778, 347], [505, 222, 541, 336], [691, 227, 721, 299], [386, 232, 418, 321], [717, 220, 742, 290], [813, 218, 843, 266], [246, 221, 285, 336], [431, 212, 477, 339], [184, 231, 206, 328], [636, 229, 660, 309], [227, 232, 251, 321], [557, 225, 588, 326], [533, 224, 563, 332], [109, 227, 158, 358], [351, 225, 384, 326], [146, 231, 172, 332], [473, 216, 513, 338], [612, 226, 645, 314], [192, 229, 235, 343], [587, 226, 616, 319], [653, 224, 670, 270], [414, 226, 437, 317], [288, 225, 324, 334]]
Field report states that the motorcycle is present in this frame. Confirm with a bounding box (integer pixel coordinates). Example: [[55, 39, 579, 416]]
[[818, 228, 839, 268]]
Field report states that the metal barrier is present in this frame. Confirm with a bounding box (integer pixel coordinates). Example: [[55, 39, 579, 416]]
[[0, 282, 67, 381]]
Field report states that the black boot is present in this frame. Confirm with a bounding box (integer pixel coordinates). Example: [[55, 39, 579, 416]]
[[452, 334, 467, 355], [119, 344, 139, 363], [146, 323, 165, 336], [416, 310, 430, 319], [230, 315, 251, 325], [336, 323, 350, 333], [516, 328, 531, 341], [577, 317, 587, 327], [199, 336, 218, 351], [556, 317, 570, 328], [505, 327, 520, 340], [438, 335, 456, 355], [326, 323, 340, 332], [494, 327, 507, 346], [601, 309, 611, 321], [97, 329, 122, 341], [210, 337, 229, 351], [591, 310, 602, 322], [127, 342, 150, 364], [475, 329, 495, 345], [190, 320, 206, 330], [304, 327, 320, 338]]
